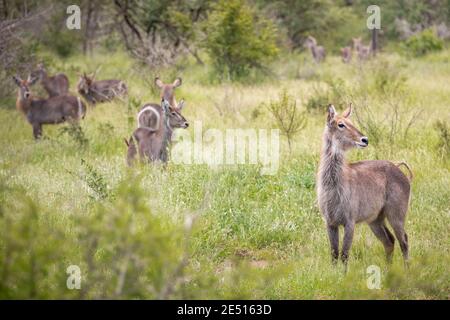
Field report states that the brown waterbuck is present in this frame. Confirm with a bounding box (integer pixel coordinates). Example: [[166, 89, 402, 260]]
[[31, 63, 69, 97], [126, 99, 189, 165], [138, 76, 183, 131], [352, 37, 371, 61], [13, 75, 86, 139], [137, 99, 185, 131], [317, 104, 412, 268], [304, 36, 326, 63], [30, 63, 69, 97], [340, 47, 352, 63], [77, 72, 128, 105], [154, 77, 182, 109]]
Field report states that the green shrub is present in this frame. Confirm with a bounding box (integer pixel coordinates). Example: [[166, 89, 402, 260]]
[[403, 29, 444, 57], [0, 177, 191, 299], [434, 120, 450, 158], [203, 0, 279, 80], [305, 77, 347, 112], [58, 123, 89, 148], [265, 89, 307, 153]]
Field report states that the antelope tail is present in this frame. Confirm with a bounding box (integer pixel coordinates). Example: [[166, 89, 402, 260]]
[[396, 162, 413, 181]]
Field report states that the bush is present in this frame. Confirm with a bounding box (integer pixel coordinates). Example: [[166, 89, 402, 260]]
[[0, 176, 193, 299], [58, 123, 89, 148], [403, 29, 444, 56], [434, 120, 450, 159], [305, 77, 347, 112], [203, 0, 279, 80], [265, 89, 307, 153]]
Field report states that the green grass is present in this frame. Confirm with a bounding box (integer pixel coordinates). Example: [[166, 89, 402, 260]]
[[0, 50, 449, 299]]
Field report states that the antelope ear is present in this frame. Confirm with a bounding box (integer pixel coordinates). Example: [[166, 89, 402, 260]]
[[173, 77, 182, 88], [27, 74, 39, 85], [327, 104, 336, 125], [12, 75, 22, 86], [342, 103, 352, 118], [177, 99, 185, 111], [155, 77, 164, 89]]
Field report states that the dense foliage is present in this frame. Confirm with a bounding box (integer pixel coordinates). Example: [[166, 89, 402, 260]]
[[203, 0, 279, 80]]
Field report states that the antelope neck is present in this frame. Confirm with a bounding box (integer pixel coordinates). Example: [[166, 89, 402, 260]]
[[319, 132, 346, 189]]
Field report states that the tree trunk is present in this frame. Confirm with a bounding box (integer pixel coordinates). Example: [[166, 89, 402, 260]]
[[83, 0, 94, 55], [371, 29, 378, 56]]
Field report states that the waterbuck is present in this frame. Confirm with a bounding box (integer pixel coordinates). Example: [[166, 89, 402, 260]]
[[137, 99, 185, 131], [317, 104, 412, 268], [304, 36, 326, 63], [126, 99, 189, 165], [340, 47, 352, 63], [77, 72, 128, 105], [30, 63, 69, 97], [13, 75, 86, 139], [154, 77, 182, 109], [352, 37, 371, 61]]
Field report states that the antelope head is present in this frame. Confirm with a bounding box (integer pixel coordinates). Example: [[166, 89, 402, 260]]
[[155, 77, 182, 108], [162, 99, 189, 129], [326, 104, 368, 152], [12, 75, 38, 100]]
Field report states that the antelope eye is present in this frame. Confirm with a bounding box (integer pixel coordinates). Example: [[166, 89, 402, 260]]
[[171, 112, 177, 116], [338, 123, 345, 128]]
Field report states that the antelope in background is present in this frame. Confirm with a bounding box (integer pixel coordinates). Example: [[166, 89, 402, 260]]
[[13, 75, 86, 139], [304, 36, 326, 63], [126, 99, 189, 165], [340, 46, 352, 63], [137, 76, 184, 130], [137, 99, 185, 131], [77, 71, 128, 105], [317, 104, 412, 269], [30, 63, 69, 97], [154, 77, 182, 109], [352, 37, 371, 61]]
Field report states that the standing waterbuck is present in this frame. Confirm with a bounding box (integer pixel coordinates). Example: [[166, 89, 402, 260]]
[[137, 76, 184, 131], [77, 72, 128, 105], [317, 104, 412, 268], [154, 77, 182, 109], [13, 75, 86, 139], [304, 36, 326, 63], [340, 47, 352, 63], [352, 37, 371, 61], [30, 63, 69, 97], [137, 99, 185, 131], [126, 99, 189, 165]]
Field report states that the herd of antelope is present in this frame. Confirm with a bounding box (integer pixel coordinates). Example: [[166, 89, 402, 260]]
[[305, 36, 372, 63], [11, 48, 412, 269], [12, 65, 127, 139]]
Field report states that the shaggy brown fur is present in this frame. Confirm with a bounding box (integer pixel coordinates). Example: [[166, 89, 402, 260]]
[[77, 73, 127, 105], [154, 77, 182, 109], [304, 36, 326, 63], [13, 75, 86, 139], [317, 104, 411, 268], [30, 63, 69, 97], [126, 99, 188, 165]]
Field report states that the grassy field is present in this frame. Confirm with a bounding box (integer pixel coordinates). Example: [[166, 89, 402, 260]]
[[0, 49, 449, 299]]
